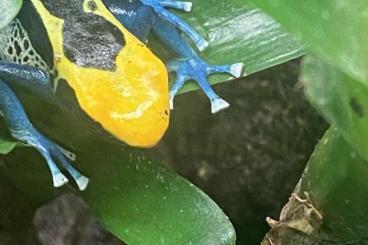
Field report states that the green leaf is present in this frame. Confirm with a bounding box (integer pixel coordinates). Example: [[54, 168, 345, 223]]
[[293, 127, 368, 242], [173, 1, 304, 93], [0, 137, 18, 155], [302, 55, 368, 161], [4, 135, 235, 245], [247, 0, 368, 84], [0, 0, 23, 28], [1, 92, 235, 244], [264, 56, 368, 242]]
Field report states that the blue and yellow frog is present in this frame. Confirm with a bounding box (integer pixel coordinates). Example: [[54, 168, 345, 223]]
[[0, 0, 244, 190]]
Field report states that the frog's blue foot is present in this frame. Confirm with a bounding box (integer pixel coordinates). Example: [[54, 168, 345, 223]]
[[12, 128, 89, 191], [168, 57, 244, 113], [140, 0, 208, 51], [0, 79, 88, 191]]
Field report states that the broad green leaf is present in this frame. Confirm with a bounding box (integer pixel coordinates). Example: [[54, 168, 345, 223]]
[[302, 56, 368, 161], [1, 88, 235, 244], [292, 127, 368, 242], [0, 137, 18, 155], [172, 1, 304, 93], [248, 0, 368, 85], [264, 56, 368, 242]]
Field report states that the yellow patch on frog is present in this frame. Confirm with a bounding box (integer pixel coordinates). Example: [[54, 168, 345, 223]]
[[31, 0, 169, 147]]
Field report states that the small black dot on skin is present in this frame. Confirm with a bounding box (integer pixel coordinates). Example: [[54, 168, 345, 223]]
[[350, 97, 365, 117], [24, 39, 30, 49], [14, 41, 21, 56], [88, 1, 97, 11], [7, 46, 13, 55], [29, 50, 34, 55], [23, 56, 29, 62]]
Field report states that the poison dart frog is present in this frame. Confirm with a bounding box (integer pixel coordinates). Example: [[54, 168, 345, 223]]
[[0, 0, 244, 190]]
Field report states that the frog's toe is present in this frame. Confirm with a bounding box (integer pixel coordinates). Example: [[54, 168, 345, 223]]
[[207, 63, 245, 78], [56, 145, 76, 161], [168, 74, 187, 110], [52, 146, 89, 191], [230, 63, 245, 78], [75, 175, 89, 191], [160, 1, 193, 12], [12, 127, 88, 190], [211, 98, 230, 114], [169, 92, 174, 110], [168, 57, 235, 113], [53, 172, 69, 188]]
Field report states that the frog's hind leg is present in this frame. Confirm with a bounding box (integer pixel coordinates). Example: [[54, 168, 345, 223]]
[[153, 18, 245, 113], [0, 78, 89, 191]]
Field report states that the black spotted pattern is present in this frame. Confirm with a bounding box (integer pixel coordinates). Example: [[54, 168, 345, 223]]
[[0, 19, 50, 72]]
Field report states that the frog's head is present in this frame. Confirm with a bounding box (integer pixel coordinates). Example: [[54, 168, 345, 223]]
[[33, 0, 169, 147]]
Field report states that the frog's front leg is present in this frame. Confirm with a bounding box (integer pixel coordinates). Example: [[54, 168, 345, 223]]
[[107, 1, 244, 113], [0, 63, 89, 191], [152, 18, 244, 113]]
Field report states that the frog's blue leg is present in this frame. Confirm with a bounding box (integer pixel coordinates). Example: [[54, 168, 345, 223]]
[[0, 61, 52, 94], [0, 65, 89, 191], [139, 0, 208, 51], [152, 18, 245, 113], [107, 1, 244, 113], [106, 1, 155, 43]]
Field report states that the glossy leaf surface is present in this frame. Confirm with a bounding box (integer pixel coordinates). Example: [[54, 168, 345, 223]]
[[0, 137, 17, 154], [248, 0, 368, 84], [302, 56, 368, 161], [1, 86, 235, 245], [171, 1, 304, 93], [294, 127, 368, 242]]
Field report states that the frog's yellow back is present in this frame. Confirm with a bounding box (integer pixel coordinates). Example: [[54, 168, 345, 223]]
[[29, 0, 169, 147]]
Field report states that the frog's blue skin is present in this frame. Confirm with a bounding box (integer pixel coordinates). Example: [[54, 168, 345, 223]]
[[105, 0, 244, 113], [0, 62, 87, 190], [0, 0, 244, 190]]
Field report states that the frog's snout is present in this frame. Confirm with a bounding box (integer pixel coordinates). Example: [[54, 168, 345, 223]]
[[63, 44, 170, 148]]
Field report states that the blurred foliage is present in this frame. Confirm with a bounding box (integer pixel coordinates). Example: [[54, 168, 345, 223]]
[[246, 0, 368, 243]]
